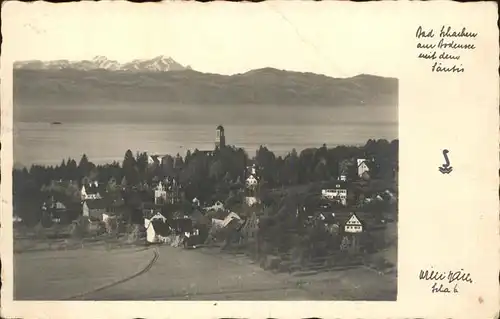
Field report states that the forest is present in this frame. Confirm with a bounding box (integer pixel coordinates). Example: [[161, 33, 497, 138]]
[[13, 139, 398, 225]]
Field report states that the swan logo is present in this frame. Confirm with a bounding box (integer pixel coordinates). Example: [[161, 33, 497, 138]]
[[438, 149, 453, 174]]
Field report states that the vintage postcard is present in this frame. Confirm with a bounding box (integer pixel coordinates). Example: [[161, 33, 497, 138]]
[[1, 1, 498, 318]]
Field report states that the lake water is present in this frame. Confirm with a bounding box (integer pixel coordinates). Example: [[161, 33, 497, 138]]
[[13, 104, 397, 166]]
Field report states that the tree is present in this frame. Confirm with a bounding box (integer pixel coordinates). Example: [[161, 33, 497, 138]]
[[135, 152, 149, 179], [223, 172, 232, 184], [161, 155, 176, 178], [313, 161, 328, 181], [121, 176, 128, 188], [123, 150, 138, 186], [78, 154, 91, 178], [209, 159, 224, 181], [123, 150, 135, 168], [185, 150, 192, 164], [282, 149, 299, 185], [256, 146, 276, 186]]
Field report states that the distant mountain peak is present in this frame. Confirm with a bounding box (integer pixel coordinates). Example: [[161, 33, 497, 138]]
[[14, 65, 399, 107], [14, 56, 190, 72], [92, 55, 108, 62]]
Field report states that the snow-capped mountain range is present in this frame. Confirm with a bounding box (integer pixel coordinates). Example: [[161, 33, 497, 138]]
[[14, 55, 192, 72]]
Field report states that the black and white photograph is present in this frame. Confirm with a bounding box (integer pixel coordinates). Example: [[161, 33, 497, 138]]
[[9, 2, 401, 302]]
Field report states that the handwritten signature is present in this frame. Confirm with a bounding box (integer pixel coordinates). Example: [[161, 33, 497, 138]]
[[419, 269, 473, 294]]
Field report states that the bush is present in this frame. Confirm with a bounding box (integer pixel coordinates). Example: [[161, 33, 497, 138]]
[[70, 217, 90, 239], [126, 224, 146, 243]]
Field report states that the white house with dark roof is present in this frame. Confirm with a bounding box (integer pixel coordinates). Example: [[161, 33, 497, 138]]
[[147, 154, 162, 167], [344, 213, 363, 233], [192, 197, 201, 207], [357, 159, 370, 177], [246, 175, 259, 188], [321, 183, 348, 206], [81, 181, 103, 200], [154, 181, 167, 205]]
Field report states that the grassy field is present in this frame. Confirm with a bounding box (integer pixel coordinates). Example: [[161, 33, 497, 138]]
[[83, 245, 396, 300], [14, 243, 155, 300], [13, 235, 396, 300]]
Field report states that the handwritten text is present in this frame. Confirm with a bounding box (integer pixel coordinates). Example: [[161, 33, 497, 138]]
[[416, 25, 477, 73], [419, 268, 473, 294]]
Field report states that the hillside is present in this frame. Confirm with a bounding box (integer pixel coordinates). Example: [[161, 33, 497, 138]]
[[14, 65, 398, 106]]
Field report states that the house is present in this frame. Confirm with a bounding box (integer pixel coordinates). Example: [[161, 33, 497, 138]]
[[145, 219, 172, 244], [106, 177, 121, 191], [198, 150, 215, 157], [338, 159, 355, 181], [144, 212, 168, 229], [357, 159, 370, 177], [222, 212, 242, 228], [239, 212, 259, 241], [81, 182, 104, 201], [154, 182, 167, 205], [147, 154, 162, 167], [385, 189, 397, 204], [321, 183, 348, 206], [245, 196, 261, 206], [169, 215, 193, 235], [164, 178, 182, 204], [246, 164, 258, 176], [211, 218, 225, 230], [246, 175, 259, 188], [192, 197, 201, 207], [207, 201, 225, 212], [344, 213, 363, 233], [150, 212, 168, 223], [102, 212, 117, 223], [190, 209, 210, 227], [82, 199, 108, 220], [41, 198, 69, 223]]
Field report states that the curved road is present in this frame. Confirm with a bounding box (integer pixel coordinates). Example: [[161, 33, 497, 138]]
[[82, 246, 396, 300]]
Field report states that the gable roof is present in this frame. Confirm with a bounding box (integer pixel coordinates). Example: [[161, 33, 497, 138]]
[[191, 209, 210, 225], [246, 174, 259, 181], [345, 213, 362, 226], [85, 199, 109, 210], [223, 212, 242, 227], [149, 220, 172, 236], [150, 212, 167, 222], [148, 155, 161, 165], [54, 202, 67, 210], [357, 159, 370, 168], [82, 183, 105, 195]]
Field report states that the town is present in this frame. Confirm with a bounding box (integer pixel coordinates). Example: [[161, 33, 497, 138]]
[[13, 125, 398, 278]]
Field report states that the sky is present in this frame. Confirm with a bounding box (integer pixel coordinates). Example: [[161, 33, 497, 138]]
[[3, 1, 404, 78]]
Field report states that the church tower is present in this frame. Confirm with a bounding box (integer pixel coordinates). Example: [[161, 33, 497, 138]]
[[215, 125, 226, 149]]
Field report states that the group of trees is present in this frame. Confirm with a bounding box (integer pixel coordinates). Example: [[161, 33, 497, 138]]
[[13, 139, 398, 223]]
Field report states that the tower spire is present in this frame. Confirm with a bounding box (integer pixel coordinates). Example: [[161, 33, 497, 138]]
[[215, 125, 226, 149]]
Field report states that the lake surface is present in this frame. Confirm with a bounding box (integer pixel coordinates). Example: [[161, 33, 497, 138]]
[[13, 104, 398, 166]]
